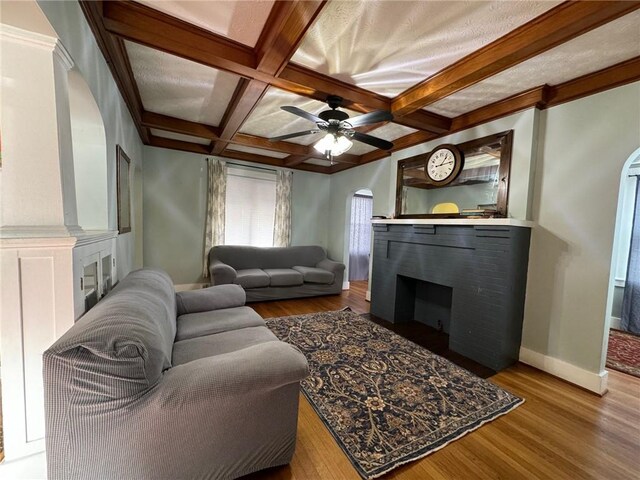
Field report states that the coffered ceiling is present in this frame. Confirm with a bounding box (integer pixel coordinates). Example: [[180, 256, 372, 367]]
[[81, 0, 640, 174]]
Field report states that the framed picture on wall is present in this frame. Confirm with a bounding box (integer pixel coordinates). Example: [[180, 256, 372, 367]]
[[116, 145, 132, 234]]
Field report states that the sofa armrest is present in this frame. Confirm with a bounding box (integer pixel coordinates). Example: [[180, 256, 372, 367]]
[[155, 341, 309, 401], [209, 258, 237, 285], [316, 258, 346, 274], [176, 284, 246, 315]]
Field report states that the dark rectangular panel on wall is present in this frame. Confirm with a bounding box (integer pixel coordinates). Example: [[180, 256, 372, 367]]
[[370, 223, 531, 371]]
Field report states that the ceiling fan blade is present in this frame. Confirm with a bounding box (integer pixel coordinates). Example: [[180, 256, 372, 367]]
[[268, 130, 319, 142], [352, 132, 394, 150], [281, 106, 325, 124], [348, 110, 393, 128]]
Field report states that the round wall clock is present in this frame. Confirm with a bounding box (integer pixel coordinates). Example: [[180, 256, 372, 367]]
[[424, 144, 464, 186]]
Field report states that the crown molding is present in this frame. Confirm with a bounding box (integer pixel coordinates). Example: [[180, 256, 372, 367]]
[[0, 23, 57, 49]]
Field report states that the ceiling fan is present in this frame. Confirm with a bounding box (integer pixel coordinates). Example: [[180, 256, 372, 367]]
[[268, 95, 394, 161]]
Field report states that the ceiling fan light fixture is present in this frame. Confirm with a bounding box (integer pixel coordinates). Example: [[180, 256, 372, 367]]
[[313, 133, 353, 157]]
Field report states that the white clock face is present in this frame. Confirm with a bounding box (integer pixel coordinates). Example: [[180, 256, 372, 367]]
[[427, 148, 456, 182]]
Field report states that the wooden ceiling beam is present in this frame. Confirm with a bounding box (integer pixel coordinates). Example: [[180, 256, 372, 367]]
[[141, 111, 220, 140], [340, 57, 640, 173], [218, 149, 286, 167], [397, 110, 452, 133], [148, 135, 210, 155], [210, 1, 327, 156], [211, 79, 270, 154], [284, 155, 311, 167], [226, 133, 309, 156], [450, 85, 551, 132], [97, 0, 451, 135], [101, 0, 257, 78], [255, 1, 327, 76], [391, 1, 640, 116], [274, 63, 390, 111], [79, 1, 149, 143], [292, 163, 333, 174], [546, 56, 640, 107]]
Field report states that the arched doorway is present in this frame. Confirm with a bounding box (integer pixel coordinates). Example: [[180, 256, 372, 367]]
[[347, 189, 373, 287], [603, 147, 640, 377]]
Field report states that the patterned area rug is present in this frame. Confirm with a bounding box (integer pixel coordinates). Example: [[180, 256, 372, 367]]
[[606, 329, 640, 378], [266, 310, 524, 479]]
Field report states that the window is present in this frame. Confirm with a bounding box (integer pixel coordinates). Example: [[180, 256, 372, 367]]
[[224, 167, 276, 246]]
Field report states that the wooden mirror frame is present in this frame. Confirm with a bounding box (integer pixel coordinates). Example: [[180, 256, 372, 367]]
[[395, 130, 514, 219]]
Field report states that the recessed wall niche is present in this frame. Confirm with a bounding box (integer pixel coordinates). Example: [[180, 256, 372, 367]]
[[68, 68, 108, 230]]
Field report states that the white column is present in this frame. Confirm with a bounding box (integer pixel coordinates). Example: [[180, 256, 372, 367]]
[[0, 24, 78, 461]]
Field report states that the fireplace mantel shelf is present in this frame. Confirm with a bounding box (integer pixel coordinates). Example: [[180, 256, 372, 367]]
[[371, 218, 533, 228]]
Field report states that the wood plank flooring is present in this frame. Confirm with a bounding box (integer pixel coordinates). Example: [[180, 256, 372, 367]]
[[247, 281, 640, 480]]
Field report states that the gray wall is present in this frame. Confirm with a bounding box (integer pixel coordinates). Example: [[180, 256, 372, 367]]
[[142, 147, 330, 284], [522, 82, 640, 373], [39, 0, 144, 275]]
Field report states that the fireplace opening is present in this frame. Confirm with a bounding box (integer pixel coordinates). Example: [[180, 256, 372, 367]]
[[394, 276, 453, 332], [368, 274, 493, 377]]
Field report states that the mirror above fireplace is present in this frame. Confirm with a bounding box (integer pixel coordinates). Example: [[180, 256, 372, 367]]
[[395, 130, 514, 218]]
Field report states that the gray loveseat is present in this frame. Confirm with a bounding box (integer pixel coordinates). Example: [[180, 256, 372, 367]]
[[43, 268, 308, 480], [208, 245, 345, 302]]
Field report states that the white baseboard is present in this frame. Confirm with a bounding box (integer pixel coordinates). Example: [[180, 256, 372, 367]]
[[519, 347, 608, 395], [342, 281, 350, 290], [609, 316, 621, 330], [175, 283, 208, 292], [365, 290, 371, 302]]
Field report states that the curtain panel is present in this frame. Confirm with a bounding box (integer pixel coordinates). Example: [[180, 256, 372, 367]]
[[349, 194, 373, 281], [273, 170, 292, 247], [622, 176, 640, 334], [203, 158, 227, 278]]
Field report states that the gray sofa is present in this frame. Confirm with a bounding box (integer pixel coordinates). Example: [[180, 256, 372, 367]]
[[209, 245, 345, 302], [43, 268, 308, 480]]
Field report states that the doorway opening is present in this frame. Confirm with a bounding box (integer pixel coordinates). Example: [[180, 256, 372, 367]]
[[604, 148, 640, 378], [348, 189, 373, 286]]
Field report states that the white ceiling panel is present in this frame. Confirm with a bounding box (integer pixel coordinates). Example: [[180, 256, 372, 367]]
[[225, 144, 289, 159], [292, 0, 560, 98], [240, 87, 361, 145], [428, 10, 640, 117], [126, 41, 240, 126], [135, 0, 275, 47], [150, 129, 211, 145]]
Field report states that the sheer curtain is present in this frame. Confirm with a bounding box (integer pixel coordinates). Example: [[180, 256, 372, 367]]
[[622, 176, 640, 334], [349, 194, 373, 281], [273, 170, 292, 247], [202, 158, 227, 278]]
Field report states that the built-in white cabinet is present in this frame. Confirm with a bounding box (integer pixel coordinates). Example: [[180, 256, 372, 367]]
[[74, 232, 118, 319]]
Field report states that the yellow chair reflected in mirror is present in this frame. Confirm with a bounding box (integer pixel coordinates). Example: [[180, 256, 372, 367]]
[[431, 202, 459, 214]]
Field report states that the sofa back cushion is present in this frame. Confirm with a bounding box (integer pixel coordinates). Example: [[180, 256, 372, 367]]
[[44, 268, 177, 400], [210, 245, 327, 270]]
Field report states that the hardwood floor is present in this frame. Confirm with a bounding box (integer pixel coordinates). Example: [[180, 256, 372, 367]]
[[248, 282, 640, 480]]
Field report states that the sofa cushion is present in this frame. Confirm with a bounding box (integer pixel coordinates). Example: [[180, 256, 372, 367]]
[[264, 268, 304, 287], [176, 284, 245, 315], [235, 269, 270, 289], [292, 266, 335, 284], [176, 307, 265, 341], [172, 326, 278, 365]]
